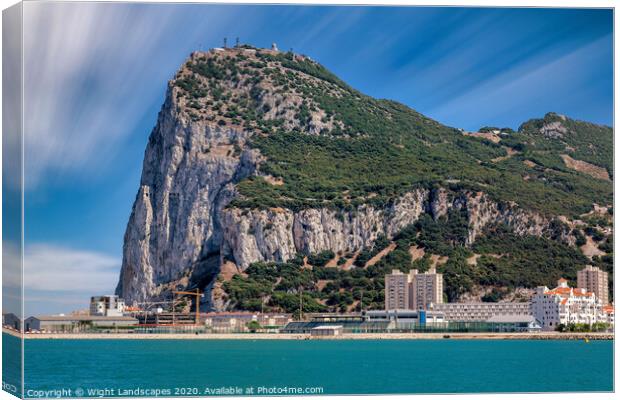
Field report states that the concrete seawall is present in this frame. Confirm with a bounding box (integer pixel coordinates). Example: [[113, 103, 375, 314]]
[[5, 329, 613, 341]]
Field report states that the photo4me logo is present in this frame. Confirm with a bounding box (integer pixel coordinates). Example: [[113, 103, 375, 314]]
[[256, 386, 324, 395]]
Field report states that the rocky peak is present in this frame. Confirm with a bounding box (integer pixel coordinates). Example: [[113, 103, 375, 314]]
[[518, 112, 571, 139], [171, 46, 348, 137]]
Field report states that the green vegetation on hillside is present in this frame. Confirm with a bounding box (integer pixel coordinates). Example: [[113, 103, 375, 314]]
[[173, 49, 612, 217], [232, 127, 611, 216], [516, 112, 613, 177], [223, 213, 591, 311]]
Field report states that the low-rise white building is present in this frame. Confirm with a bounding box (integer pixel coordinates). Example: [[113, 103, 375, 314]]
[[429, 301, 531, 321], [310, 325, 343, 337], [602, 305, 614, 326], [531, 278, 602, 331]]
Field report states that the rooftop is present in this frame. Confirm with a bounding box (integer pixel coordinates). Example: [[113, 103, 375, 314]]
[[30, 315, 137, 322], [312, 325, 343, 330], [486, 315, 537, 323]]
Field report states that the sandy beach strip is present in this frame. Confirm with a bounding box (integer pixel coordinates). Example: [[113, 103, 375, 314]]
[[4, 329, 613, 341]]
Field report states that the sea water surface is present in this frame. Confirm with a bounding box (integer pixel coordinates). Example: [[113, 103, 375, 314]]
[[14, 336, 614, 397]]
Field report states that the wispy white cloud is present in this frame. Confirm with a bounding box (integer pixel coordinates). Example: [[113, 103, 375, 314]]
[[21, 2, 234, 189], [4, 241, 121, 315], [24, 243, 119, 293], [22, 243, 121, 315]]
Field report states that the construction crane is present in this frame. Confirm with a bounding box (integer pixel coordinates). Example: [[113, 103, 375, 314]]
[[172, 288, 204, 325]]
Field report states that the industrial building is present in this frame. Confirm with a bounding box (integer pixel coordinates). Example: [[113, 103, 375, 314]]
[[2, 313, 21, 331], [24, 315, 138, 333]]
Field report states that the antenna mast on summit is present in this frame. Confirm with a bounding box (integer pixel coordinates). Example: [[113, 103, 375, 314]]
[[235, 37, 240, 48], [223, 37, 228, 48]]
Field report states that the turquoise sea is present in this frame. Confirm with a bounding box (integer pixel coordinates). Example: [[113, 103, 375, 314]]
[[4, 334, 615, 397]]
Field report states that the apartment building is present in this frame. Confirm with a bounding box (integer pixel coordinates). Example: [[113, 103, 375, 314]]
[[384, 268, 443, 310], [577, 265, 609, 305], [531, 278, 602, 331], [411, 268, 443, 310], [385, 270, 411, 310], [429, 301, 531, 321]]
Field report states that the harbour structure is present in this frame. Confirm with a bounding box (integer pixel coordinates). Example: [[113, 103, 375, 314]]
[[428, 301, 532, 322], [577, 265, 609, 306], [23, 315, 138, 333], [90, 295, 126, 317], [385, 268, 443, 310], [531, 278, 602, 331]]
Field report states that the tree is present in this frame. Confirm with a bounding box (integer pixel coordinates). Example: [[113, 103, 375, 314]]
[[246, 320, 262, 333]]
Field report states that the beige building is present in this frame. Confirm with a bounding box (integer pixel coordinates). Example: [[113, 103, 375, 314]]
[[385, 268, 443, 310], [411, 268, 443, 310], [385, 270, 410, 310], [577, 265, 609, 305], [429, 302, 531, 321]]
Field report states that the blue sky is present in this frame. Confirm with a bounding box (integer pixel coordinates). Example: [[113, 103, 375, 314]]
[[16, 3, 613, 315]]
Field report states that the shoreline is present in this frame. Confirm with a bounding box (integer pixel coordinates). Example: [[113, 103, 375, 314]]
[[4, 329, 613, 340]]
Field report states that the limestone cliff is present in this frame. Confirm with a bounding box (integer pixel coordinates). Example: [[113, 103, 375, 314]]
[[220, 189, 569, 271], [116, 79, 260, 304]]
